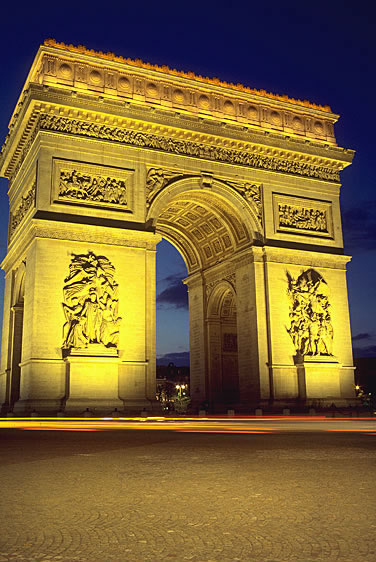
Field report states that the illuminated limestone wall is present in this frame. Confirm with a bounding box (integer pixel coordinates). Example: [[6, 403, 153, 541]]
[[0, 40, 356, 413], [0, 130, 160, 413], [1, 232, 158, 413], [263, 249, 354, 404]]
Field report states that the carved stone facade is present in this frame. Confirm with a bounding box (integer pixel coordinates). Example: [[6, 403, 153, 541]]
[[39, 39, 335, 142], [146, 167, 263, 227], [226, 181, 263, 225], [52, 159, 134, 213], [0, 41, 356, 415], [273, 194, 333, 239]]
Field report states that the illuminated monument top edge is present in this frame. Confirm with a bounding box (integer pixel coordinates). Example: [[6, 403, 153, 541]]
[[44, 38, 332, 113]]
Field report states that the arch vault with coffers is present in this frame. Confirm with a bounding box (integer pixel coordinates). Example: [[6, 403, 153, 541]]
[[0, 40, 356, 414]]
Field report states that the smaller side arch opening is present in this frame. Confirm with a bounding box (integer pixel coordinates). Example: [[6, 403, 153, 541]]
[[206, 283, 239, 410], [7, 263, 26, 411]]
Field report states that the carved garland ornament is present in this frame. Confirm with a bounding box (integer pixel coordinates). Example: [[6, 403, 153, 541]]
[[38, 114, 340, 183], [59, 169, 128, 206], [286, 268, 333, 357], [9, 181, 36, 237], [62, 251, 121, 352], [279, 204, 328, 232]]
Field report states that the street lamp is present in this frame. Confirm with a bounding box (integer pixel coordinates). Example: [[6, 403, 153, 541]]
[[175, 384, 187, 398]]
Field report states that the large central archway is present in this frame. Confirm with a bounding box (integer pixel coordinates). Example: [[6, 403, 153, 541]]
[[149, 178, 262, 410], [149, 177, 259, 275]]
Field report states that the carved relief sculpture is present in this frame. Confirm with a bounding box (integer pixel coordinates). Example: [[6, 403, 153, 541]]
[[146, 167, 186, 206], [9, 181, 36, 237], [286, 268, 333, 357], [226, 181, 263, 225], [279, 204, 328, 232], [59, 169, 128, 206], [62, 251, 121, 352]]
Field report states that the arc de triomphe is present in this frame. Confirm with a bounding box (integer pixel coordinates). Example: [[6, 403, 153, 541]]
[[0, 40, 356, 414]]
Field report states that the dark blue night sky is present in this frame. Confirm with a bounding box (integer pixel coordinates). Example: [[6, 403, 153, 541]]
[[0, 0, 375, 362]]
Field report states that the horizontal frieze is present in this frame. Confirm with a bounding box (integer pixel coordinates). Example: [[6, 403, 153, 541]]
[[36, 113, 340, 183]]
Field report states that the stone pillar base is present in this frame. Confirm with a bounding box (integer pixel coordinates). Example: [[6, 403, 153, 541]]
[[13, 398, 64, 415], [295, 355, 341, 401], [64, 354, 123, 415]]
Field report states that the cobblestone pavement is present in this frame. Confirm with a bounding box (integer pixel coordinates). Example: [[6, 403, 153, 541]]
[[0, 429, 375, 561]]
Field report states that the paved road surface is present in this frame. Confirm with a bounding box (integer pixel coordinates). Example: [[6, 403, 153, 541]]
[[0, 418, 375, 561]]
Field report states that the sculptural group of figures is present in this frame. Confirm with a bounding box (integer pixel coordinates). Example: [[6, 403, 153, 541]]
[[287, 268, 333, 356], [279, 204, 327, 232], [59, 169, 127, 205], [62, 252, 121, 351]]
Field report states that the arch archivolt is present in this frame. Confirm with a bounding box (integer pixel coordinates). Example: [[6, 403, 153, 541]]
[[206, 279, 236, 317], [148, 176, 262, 274]]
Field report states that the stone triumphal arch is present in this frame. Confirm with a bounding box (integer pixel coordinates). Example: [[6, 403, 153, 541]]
[[0, 40, 356, 414]]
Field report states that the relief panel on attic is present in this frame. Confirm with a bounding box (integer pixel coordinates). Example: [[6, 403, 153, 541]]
[[52, 159, 134, 211], [273, 194, 333, 239]]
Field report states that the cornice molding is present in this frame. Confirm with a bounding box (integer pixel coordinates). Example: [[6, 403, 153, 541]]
[[1, 85, 355, 178], [3, 44, 345, 160]]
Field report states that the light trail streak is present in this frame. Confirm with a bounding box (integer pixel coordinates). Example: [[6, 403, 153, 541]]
[[0, 417, 375, 434]]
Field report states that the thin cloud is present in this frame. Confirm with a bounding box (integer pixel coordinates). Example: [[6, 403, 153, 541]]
[[352, 332, 373, 342], [157, 276, 188, 309], [160, 271, 187, 284], [157, 351, 190, 366]]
